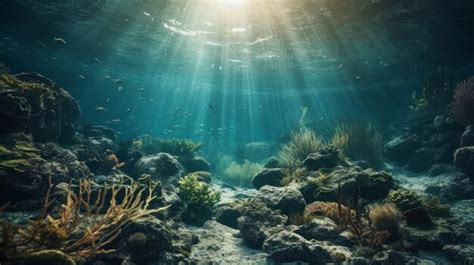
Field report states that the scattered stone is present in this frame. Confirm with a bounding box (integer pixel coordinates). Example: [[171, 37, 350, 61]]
[[443, 244, 474, 265], [461, 125, 474, 147], [384, 135, 420, 164], [179, 156, 210, 173], [214, 203, 242, 229], [134, 153, 183, 181]]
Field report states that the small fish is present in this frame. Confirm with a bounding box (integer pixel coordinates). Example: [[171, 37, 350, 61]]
[[355, 76, 361, 80], [77, 75, 85, 80], [93, 57, 100, 64], [126, 108, 131, 112], [144, 12, 150, 16], [137, 87, 146, 92], [96, 106, 108, 112], [105, 98, 110, 104], [107, 118, 121, 124], [208, 104, 215, 110], [104, 75, 112, 80], [52, 37, 66, 45], [114, 79, 123, 84], [36, 42, 45, 49], [117, 86, 124, 91]]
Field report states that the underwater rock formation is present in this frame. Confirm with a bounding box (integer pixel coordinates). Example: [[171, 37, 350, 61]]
[[0, 73, 80, 142], [134, 152, 183, 181], [251, 168, 285, 189]]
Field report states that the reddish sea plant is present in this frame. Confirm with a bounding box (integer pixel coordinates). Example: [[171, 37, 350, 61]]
[[451, 76, 474, 125]]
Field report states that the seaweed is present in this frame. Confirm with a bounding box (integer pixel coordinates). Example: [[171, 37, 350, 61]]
[[0, 177, 169, 261]]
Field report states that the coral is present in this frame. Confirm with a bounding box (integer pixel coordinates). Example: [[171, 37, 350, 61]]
[[450, 76, 474, 125], [331, 122, 383, 167], [0, 138, 43, 176], [367, 204, 401, 235], [178, 174, 220, 209], [385, 189, 423, 212], [0, 177, 168, 262], [278, 127, 324, 168], [222, 160, 263, 187], [0, 73, 50, 93]]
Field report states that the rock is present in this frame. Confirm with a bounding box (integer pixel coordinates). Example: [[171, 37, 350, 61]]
[[244, 141, 274, 162], [251, 168, 285, 190], [0, 73, 81, 142], [461, 125, 474, 147], [443, 244, 474, 265], [433, 115, 445, 128], [255, 185, 306, 216], [121, 216, 172, 263], [371, 250, 409, 265], [295, 217, 351, 246], [454, 146, 474, 177], [23, 250, 76, 265], [134, 153, 183, 181], [404, 207, 433, 228], [214, 203, 242, 229], [179, 156, 210, 173], [316, 166, 393, 202], [263, 156, 280, 168], [384, 135, 420, 164], [405, 147, 436, 172], [303, 145, 341, 171], [189, 221, 268, 264], [262, 231, 332, 263]]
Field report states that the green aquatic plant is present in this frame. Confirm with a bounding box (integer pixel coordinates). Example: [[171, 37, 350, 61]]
[[133, 135, 201, 157], [278, 127, 325, 168], [222, 160, 263, 188], [331, 122, 383, 167], [178, 174, 221, 211], [0, 177, 168, 262]]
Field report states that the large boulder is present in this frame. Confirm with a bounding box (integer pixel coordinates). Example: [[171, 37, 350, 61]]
[[178, 156, 210, 173], [384, 134, 420, 164], [251, 168, 285, 190], [315, 166, 393, 202], [454, 146, 474, 177], [303, 145, 341, 171], [255, 185, 306, 216], [121, 216, 173, 264], [214, 203, 242, 229], [134, 153, 183, 181], [0, 73, 81, 142]]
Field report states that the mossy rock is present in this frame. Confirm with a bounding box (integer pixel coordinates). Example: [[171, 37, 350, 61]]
[[23, 250, 76, 265], [385, 189, 423, 212]]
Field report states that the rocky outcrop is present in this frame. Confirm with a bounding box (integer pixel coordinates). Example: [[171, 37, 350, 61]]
[[314, 166, 393, 202], [0, 73, 81, 142], [134, 153, 183, 181], [178, 156, 210, 173], [251, 168, 285, 189], [454, 146, 474, 177], [255, 185, 306, 216], [303, 145, 342, 171], [443, 244, 474, 265]]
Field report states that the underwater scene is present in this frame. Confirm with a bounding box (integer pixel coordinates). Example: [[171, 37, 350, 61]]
[[0, 0, 474, 264]]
